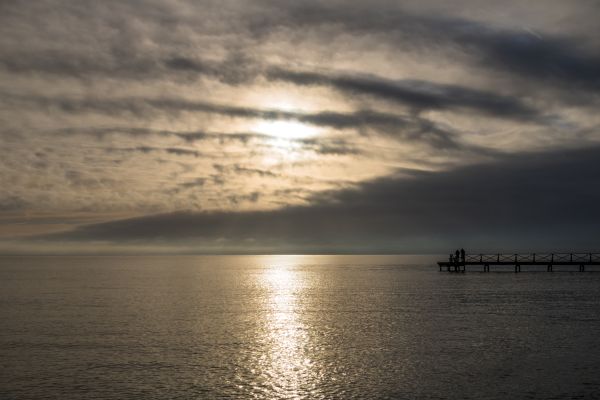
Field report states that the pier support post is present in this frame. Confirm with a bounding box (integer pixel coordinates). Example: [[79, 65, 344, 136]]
[[580, 264, 585, 272], [547, 264, 553, 272], [515, 264, 521, 273]]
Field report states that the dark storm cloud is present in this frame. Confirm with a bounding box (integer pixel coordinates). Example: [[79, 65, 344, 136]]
[[46, 145, 600, 251]]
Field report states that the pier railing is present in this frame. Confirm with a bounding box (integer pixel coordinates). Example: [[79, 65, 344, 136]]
[[464, 253, 600, 263]]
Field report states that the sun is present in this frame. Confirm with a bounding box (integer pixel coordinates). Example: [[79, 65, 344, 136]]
[[250, 96, 320, 140], [252, 120, 318, 139]]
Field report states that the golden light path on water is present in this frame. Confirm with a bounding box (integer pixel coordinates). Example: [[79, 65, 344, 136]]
[[257, 255, 320, 398]]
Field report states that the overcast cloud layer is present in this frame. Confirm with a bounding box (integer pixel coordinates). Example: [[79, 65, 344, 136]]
[[1, 0, 599, 254]]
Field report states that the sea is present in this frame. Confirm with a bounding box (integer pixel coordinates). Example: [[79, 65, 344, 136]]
[[1, 255, 600, 399]]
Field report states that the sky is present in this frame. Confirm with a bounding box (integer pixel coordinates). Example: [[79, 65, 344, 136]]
[[1, 0, 600, 254]]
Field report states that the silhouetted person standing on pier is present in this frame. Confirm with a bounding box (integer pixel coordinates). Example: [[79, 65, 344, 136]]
[[460, 248, 465, 263], [455, 249, 460, 263]]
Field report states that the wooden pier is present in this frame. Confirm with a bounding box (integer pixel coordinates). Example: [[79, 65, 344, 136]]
[[438, 253, 600, 272]]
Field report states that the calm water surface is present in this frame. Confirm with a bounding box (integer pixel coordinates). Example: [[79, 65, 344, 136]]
[[1, 255, 600, 399]]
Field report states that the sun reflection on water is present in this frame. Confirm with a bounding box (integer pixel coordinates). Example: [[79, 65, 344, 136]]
[[258, 255, 317, 398]]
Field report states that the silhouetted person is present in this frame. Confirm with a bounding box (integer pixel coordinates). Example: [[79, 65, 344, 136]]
[[460, 248, 466, 262], [449, 253, 454, 263], [455, 249, 460, 263]]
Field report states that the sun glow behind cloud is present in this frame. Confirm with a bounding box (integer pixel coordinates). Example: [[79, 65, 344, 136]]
[[253, 120, 319, 139], [250, 98, 322, 161], [252, 97, 321, 140]]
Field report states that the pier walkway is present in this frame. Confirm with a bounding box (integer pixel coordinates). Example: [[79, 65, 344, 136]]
[[438, 253, 600, 272]]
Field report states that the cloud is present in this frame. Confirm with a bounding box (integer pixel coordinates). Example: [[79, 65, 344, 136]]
[[298, 138, 363, 156], [44, 126, 273, 144], [3, 1, 599, 97], [266, 68, 545, 120], [30, 46, 548, 122], [0, 50, 160, 79], [176, 178, 207, 190], [258, 1, 600, 93], [1, 0, 598, 254], [41, 145, 600, 252], [0, 50, 261, 86], [163, 52, 260, 85], [458, 25, 600, 93], [211, 163, 280, 179], [2, 92, 473, 150], [104, 146, 206, 158], [0, 195, 29, 212], [64, 170, 115, 188]]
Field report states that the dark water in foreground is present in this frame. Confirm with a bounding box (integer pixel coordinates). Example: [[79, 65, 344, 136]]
[[1, 255, 600, 399]]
